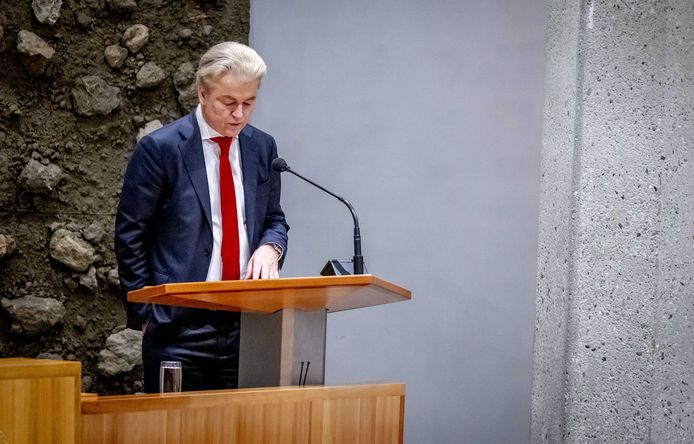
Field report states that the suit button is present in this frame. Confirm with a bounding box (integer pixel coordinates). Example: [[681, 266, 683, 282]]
[[203, 248, 210, 257]]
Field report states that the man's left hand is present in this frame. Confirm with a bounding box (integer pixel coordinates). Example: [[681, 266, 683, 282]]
[[245, 244, 280, 280]]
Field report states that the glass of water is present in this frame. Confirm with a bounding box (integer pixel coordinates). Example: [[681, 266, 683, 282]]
[[159, 361, 182, 393]]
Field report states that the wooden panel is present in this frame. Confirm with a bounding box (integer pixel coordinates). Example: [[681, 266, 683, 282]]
[[0, 358, 81, 444], [82, 384, 405, 444], [127, 275, 411, 314]]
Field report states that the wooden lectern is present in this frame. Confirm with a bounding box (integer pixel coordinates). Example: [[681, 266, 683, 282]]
[[128, 275, 410, 388], [1, 275, 410, 443], [1, 358, 407, 443]]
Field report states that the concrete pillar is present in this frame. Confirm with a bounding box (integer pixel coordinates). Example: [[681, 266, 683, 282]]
[[531, 1, 694, 443]]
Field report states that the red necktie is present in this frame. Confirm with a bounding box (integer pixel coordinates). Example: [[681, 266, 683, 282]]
[[211, 136, 240, 280]]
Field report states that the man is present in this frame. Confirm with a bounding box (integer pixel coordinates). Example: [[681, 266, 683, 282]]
[[115, 42, 289, 392]]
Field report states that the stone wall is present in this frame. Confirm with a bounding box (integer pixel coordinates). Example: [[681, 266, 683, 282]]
[[0, 0, 249, 394], [532, 0, 694, 442]]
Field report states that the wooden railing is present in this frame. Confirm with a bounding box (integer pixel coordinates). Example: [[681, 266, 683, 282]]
[[0, 358, 405, 444]]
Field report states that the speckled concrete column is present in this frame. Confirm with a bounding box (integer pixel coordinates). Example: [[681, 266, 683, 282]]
[[531, 1, 694, 443]]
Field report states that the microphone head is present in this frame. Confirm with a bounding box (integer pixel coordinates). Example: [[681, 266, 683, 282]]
[[272, 157, 289, 172]]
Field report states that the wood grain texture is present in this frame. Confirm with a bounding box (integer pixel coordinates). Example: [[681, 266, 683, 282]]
[[127, 275, 411, 314], [0, 358, 81, 444], [82, 384, 405, 444]]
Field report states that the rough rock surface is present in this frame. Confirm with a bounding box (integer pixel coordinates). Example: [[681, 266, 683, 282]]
[[137, 120, 163, 141], [16, 30, 55, 77], [18, 159, 62, 193], [173, 62, 198, 110], [79, 266, 98, 290], [107, 268, 120, 288], [1, 296, 65, 336], [0, 234, 17, 259], [82, 222, 105, 244], [107, 0, 137, 12], [104, 44, 128, 69], [98, 329, 143, 376], [136, 62, 166, 89], [122, 24, 149, 53], [179, 28, 193, 40], [37, 352, 64, 360], [32, 0, 63, 25], [0, 0, 250, 395], [71, 76, 121, 116], [176, 84, 198, 110], [49, 229, 96, 272], [76, 11, 92, 28]]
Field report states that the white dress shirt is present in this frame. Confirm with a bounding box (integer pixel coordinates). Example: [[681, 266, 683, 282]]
[[195, 105, 251, 280]]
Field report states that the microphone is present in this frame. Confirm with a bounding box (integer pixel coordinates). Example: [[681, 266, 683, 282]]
[[272, 157, 364, 275], [272, 157, 289, 172]]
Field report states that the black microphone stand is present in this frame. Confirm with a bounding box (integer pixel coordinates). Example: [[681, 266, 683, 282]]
[[276, 161, 364, 275]]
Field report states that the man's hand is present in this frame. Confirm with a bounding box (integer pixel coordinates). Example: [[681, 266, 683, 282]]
[[245, 244, 280, 280]]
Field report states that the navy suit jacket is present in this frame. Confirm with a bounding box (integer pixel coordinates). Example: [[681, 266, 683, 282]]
[[115, 112, 289, 330]]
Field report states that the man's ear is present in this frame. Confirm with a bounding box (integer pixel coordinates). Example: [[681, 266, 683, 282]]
[[197, 86, 208, 105]]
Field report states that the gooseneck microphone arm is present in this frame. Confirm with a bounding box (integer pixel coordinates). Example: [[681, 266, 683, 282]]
[[272, 158, 364, 275]]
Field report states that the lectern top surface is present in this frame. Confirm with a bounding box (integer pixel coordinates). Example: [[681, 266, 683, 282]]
[[127, 274, 411, 314]]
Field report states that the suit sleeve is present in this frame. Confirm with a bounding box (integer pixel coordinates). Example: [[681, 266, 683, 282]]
[[114, 136, 165, 330], [258, 137, 289, 266]]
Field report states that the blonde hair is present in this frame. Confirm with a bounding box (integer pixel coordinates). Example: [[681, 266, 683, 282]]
[[195, 41, 267, 89]]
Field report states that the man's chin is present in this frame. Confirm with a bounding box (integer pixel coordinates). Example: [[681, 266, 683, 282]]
[[224, 123, 244, 137]]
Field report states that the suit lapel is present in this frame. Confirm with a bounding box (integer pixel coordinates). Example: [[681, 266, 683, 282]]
[[239, 125, 258, 246], [179, 113, 213, 231]]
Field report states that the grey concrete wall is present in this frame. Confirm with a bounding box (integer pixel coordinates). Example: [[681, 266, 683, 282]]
[[532, 1, 694, 443], [250, 1, 546, 443]]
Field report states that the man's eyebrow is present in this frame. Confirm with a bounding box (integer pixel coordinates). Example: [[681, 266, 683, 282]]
[[219, 95, 257, 101]]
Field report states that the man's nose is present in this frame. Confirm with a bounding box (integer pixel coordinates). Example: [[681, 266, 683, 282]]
[[232, 104, 244, 119]]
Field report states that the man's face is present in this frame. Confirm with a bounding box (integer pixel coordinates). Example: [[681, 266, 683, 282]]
[[198, 73, 260, 137]]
